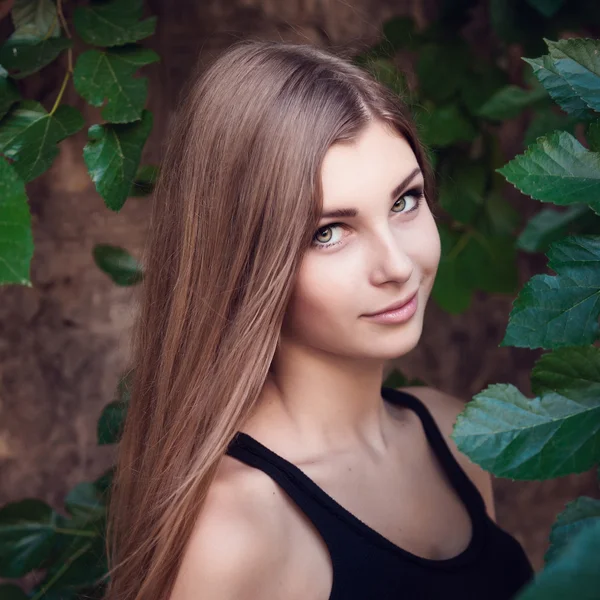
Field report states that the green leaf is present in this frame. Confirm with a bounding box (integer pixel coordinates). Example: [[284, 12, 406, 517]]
[[0, 37, 71, 79], [363, 57, 408, 98], [586, 120, 600, 152], [0, 71, 20, 121], [129, 163, 158, 196], [92, 244, 143, 286], [501, 235, 600, 349], [531, 346, 600, 397], [10, 0, 61, 42], [451, 382, 600, 479], [546, 38, 600, 113], [0, 584, 28, 600], [73, 45, 159, 124], [544, 496, 600, 565], [432, 225, 473, 313], [0, 100, 84, 182], [98, 370, 131, 445], [416, 104, 477, 147], [438, 160, 486, 225], [477, 84, 548, 120], [381, 16, 418, 52], [416, 42, 470, 103], [498, 131, 600, 215], [517, 204, 591, 253], [524, 55, 593, 119], [515, 519, 600, 599], [83, 109, 153, 211], [523, 108, 578, 147], [65, 483, 106, 524], [483, 192, 521, 237], [383, 368, 427, 388], [73, 0, 157, 47], [0, 499, 59, 577], [0, 158, 32, 286], [525, 0, 565, 17]]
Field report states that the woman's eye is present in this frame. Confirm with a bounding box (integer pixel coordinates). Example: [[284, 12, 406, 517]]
[[312, 188, 424, 250]]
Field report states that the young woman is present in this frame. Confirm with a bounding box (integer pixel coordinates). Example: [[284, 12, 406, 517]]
[[104, 40, 535, 600]]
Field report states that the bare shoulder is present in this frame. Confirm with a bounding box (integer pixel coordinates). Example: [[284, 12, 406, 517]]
[[397, 385, 496, 522], [170, 455, 293, 600]]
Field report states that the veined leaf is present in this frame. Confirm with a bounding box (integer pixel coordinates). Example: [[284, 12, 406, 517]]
[[129, 163, 158, 197], [524, 55, 592, 119], [0, 100, 84, 182], [0, 36, 71, 79], [0, 158, 32, 286], [73, 0, 156, 47], [0, 71, 20, 121], [451, 382, 600, 479], [516, 520, 600, 599], [531, 346, 600, 397], [10, 0, 61, 42], [547, 38, 600, 113], [501, 235, 600, 349], [83, 109, 153, 211], [498, 131, 600, 215], [544, 496, 600, 565], [477, 84, 548, 120], [0, 499, 59, 578], [73, 45, 159, 124], [516, 204, 592, 253], [92, 244, 144, 286]]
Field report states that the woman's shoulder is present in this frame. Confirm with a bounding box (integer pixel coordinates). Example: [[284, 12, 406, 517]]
[[170, 456, 292, 599], [395, 385, 496, 521]]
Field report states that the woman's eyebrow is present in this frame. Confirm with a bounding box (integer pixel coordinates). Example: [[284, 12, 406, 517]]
[[320, 167, 422, 219]]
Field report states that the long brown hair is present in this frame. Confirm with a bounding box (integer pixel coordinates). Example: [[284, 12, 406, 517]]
[[104, 39, 434, 600]]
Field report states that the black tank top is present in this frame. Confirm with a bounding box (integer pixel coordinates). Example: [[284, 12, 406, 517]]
[[226, 386, 535, 599]]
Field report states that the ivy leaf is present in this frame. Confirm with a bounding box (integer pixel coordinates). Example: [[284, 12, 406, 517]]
[[432, 225, 473, 313], [73, 0, 156, 47], [0, 37, 71, 79], [0, 100, 84, 182], [432, 224, 517, 313], [0, 158, 32, 286], [65, 483, 106, 524], [451, 383, 600, 479], [0, 71, 20, 121], [0, 499, 59, 578], [416, 104, 477, 147], [129, 163, 158, 196], [546, 38, 600, 113], [92, 244, 143, 286], [10, 0, 61, 42], [477, 84, 548, 120], [416, 42, 470, 103], [517, 204, 593, 253], [501, 235, 600, 349], [73, 45, 159, 124], [524, 55, 592, 120], [438, 161, 486, 225], [83, 109, 153, 211], [544, 497, 600, 565], [498, 131, 600, 215], [383, 368, 427, 388], [516, 520, 600, 599]]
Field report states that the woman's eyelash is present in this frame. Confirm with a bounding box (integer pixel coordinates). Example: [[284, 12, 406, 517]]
[[312, 187, 424, 250]]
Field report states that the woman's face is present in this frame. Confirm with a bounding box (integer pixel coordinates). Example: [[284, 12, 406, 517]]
[[282, 119, 441, 361]]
